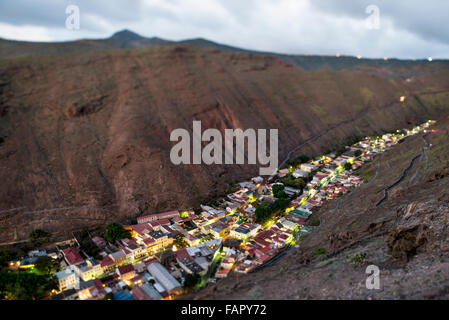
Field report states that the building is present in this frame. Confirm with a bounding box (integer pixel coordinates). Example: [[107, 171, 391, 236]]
[[100, 255, 115, 274], [147, 262, 182, 295], [284, 187, 302, 198], [91, 236, 107, 249], [278, 169, 289, 177], [72, 258, 102, 281], [117, 264, 136, 284], [300, 163, 319, 172], [292, 169, 309, 179], [230, 223, 261, 239], [62, 247, 84, 266], [137, 210, 180, 224], [55, 268, 79, 292], [110, 250, 127, 266]]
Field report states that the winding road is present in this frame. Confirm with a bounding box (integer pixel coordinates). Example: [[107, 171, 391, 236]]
[[376, 133, 431, 207]]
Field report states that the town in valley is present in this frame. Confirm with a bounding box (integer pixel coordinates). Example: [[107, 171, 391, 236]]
[[0, 120, 436, 300]]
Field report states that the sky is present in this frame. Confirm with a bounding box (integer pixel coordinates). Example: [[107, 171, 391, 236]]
[[0, 0, 448, 59]]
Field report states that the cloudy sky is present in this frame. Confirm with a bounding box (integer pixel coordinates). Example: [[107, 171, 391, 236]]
[[0, 0, 448, 59]]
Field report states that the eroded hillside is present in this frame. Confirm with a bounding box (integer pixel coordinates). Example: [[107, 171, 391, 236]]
[[0, 44, 449, 241]]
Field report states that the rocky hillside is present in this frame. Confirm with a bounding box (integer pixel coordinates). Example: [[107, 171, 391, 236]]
[[188, 116, 449, 300], [0, 40, 449, 241]]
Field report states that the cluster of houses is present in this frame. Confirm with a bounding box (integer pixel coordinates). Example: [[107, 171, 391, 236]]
[[7, 121, 433, 299]]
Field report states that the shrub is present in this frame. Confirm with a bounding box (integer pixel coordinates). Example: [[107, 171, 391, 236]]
[[313, 248, 326, 256], [103, 223, 131, 243]]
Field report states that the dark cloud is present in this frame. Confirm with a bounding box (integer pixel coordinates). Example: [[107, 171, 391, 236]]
[[0, 0, 447, 59], [311, 0, 449, 45]]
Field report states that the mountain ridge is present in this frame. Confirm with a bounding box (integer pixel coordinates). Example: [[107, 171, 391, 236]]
[[1, 29, 447, 71]]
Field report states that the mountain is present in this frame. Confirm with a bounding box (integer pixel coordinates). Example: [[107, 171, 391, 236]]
[[0, 33, 448, 242], [1, 29, 447, 72], [188, 115, 449, 300]]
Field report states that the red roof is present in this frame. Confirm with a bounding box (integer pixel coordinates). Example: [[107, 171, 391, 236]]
[[130, 275, 143, 283], [143, 237, 155, 245], [118, 264, 135, 275], [100, 255, 115, 268], [137, 211, 179, 223], [132, 287, 152, 300], [93, 279, 103, 289], [144, 257, 159, 266], [175, 248, 190, 261], [149, 219, 171, 228], [131, 223, 152, 236], [62, 247, 84, 265]]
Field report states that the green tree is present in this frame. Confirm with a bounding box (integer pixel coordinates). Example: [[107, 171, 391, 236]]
[[103, 292, 114, 300], [0, 250, 18, 269], [183, 273, 201, 288], [281, 175, 306, 191], [271, 184, 285, 198], [270, 198, 291, 212], [354, 150, 363, 157], [103, 223, 131, 243], [173, 234, 188, 249], [255, 205, 272, 224], [344, 162, 353, 171], [29, 229, 51, 240], [0, 270, 58, 300], [288, 155, 310, 167], [34, 256, 60, 275]]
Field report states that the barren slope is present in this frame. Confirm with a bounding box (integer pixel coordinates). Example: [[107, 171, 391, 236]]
[[0, 45, 449, 241]]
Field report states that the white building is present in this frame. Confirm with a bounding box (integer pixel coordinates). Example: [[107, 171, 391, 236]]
[[292, 169, 309, 179], [147, 262, 182, 294], [300, 163, 319, 172], [55, 268, 79, 292]]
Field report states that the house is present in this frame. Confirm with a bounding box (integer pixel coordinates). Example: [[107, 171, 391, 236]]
[[78, 280, 107, 300], [110, 250, 127, 266], [72, 258, 102, 281], [251, 176, 264, 184], [147, 262, 182, 295], [137, 210, 180, 224], [144, 231, 173, 253], [177, 257, 206, 275], [215, 267, 231, 278], [139, 283, 163, 300], [62, 247, 84, 266], [55, 268, 79, 292], [117, 264, 136, 284], [238, 181, 256, 189], [100, 255, 115, 274], [284, 187, 302, 198], [292, 169, 309, 179], [132, 286, 153, 300], [45, 288, 79, 301], [300, 163, 319, 172], [278, 169, 289, 177], [91, 236, 106, 249], [278, 218, 296, 231], [134, 262, 146, 273], [230, 223, 261, 239]]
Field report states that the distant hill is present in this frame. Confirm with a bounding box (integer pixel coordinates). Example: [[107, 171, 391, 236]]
[[1, 29, 448, 73]]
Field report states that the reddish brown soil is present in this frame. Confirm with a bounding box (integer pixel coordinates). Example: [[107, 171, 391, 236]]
[[0, 45, 449, 241]]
